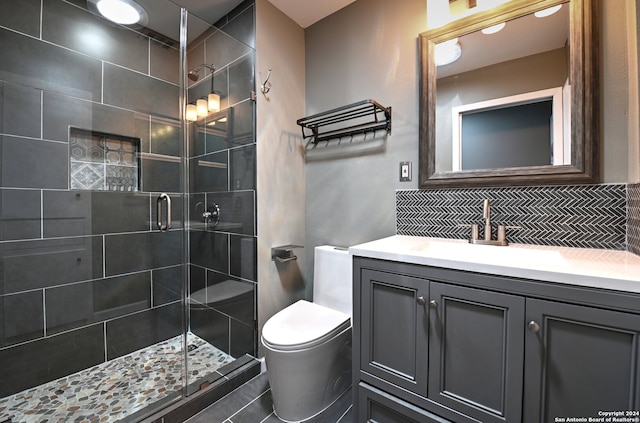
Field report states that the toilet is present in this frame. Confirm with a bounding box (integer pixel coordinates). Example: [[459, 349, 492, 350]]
[[261, 245, 352, 422]]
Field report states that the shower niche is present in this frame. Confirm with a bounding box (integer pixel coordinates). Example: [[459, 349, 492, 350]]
[[69, 127, 141, 192]]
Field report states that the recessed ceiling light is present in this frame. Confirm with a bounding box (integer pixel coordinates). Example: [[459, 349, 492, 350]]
[[481, 22, 506, 35], [535, 4, 562, 18], [435, 38, 462, 66], [88, 0, 148, 26]]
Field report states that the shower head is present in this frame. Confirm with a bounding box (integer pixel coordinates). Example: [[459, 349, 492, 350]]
[[187, 64, 215, 82], [187, 70, 200, 81]]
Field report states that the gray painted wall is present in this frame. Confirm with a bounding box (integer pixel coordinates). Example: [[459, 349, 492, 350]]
[[250, 0, 639, 346], [303, 0, 426, 287], [601, 0, 638, 183], [255, 0, 306, 349], [303, 0, 639, 288]]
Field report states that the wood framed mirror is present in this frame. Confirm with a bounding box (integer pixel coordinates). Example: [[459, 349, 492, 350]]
[[418, 0, 599, 188]]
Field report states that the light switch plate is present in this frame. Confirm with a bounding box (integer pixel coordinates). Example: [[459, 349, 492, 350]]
[[400, 161, 411, 182]]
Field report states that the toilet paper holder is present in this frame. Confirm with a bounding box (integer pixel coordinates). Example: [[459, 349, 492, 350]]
[[271, 245, 303, 263]]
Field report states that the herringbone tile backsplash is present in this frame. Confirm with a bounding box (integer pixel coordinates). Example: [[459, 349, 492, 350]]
[[396, 184, 629, 251], [628, 183, 640, 255]]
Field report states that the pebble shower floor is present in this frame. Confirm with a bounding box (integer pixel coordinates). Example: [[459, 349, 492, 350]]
[[0, 333, 233, 423]]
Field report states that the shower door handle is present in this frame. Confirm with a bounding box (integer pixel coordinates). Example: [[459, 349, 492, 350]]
[[157, 193, 172, 231]]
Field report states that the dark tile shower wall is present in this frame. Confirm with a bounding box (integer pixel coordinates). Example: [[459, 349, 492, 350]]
[[0, 0, 183, 398], [396, 184, 627, 250], [187, 1, 257, 359], [628, 183, 640, 255]]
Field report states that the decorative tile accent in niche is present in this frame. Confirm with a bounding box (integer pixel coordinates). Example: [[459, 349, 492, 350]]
[[69, 128, 140, 191], [396, 184, 627, 250], [628, 183, 640, 255]]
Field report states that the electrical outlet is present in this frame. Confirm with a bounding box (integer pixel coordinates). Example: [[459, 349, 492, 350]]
[[400, 161, 411, 182]]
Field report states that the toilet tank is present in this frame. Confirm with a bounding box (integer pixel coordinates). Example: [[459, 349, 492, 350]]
[[313, 245, 352, 316]]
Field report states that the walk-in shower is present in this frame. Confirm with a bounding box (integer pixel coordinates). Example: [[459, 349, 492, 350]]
[[0, 0, 258, 421]]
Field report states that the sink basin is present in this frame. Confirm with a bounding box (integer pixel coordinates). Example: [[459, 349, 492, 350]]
[[409, 239, 567, 267], [349, 235, 640, 294]]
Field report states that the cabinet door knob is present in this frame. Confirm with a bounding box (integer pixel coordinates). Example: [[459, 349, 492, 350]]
[[528, 320, 541, 333], [429, 300, 438, 309], [417, 296, 426, 306]]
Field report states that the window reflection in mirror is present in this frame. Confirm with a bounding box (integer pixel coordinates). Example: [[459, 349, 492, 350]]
[[434, 3, 570, 173]]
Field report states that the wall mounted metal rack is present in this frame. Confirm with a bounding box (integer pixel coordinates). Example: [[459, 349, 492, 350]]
[[297, 99, 392, 144]]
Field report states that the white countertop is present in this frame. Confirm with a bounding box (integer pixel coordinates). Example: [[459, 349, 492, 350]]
[[349, 235, 640, 294]]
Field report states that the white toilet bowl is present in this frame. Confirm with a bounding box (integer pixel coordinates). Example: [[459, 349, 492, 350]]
[[261, 246, 352, 422]]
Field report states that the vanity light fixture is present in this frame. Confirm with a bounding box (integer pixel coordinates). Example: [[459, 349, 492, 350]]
[[535, 4, 562, 18], [87, 0, 148, 25], [481, 22, 506, 34], [186, 64, 221, 122], [435, 38, 462, 66]]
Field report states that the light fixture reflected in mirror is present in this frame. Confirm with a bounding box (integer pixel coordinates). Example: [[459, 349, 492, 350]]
[[435, 38, 462, 66], [481, 22, 506, 34], [206, 116, 227, 127], [535, 4, 562, 18]]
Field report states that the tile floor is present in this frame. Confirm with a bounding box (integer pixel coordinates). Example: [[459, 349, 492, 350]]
[[0, 333, 233, 423], [186, 372, 353, 423]]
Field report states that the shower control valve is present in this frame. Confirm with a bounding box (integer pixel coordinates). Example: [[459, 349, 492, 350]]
[[202, 203, 221, 227]]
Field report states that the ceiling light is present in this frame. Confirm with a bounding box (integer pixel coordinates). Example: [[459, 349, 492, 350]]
[[535, 4, 562, 18], [481, 22, 506, 35], [435, 38, 462, 67], [88, 0, 148, 25]]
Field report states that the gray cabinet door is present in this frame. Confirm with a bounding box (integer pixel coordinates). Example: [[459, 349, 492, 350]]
[[358, 383, 452, 423], [524, 299, 640, 422], [428, 282, 525, 423], [359, 268, 429, 396]]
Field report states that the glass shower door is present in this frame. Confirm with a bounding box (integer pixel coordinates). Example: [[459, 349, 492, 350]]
[[183, 5, 258, 396], [0, 0, 188, 421]]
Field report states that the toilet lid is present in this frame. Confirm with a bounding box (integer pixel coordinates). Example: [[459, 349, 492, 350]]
[[262, 300, 351, 350]]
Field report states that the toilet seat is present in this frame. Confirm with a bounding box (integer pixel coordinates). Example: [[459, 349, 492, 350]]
[[262, 300, 350, 351]]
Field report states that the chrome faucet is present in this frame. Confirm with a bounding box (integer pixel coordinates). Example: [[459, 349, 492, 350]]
[[459, 199, 516, 246], [483, 199, 492, 241]]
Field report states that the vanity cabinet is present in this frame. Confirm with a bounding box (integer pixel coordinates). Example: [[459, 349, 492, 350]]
[[359, 269, 429, 396], [358, 383, 450, 423], [428, 282, 524, 423], [523, 299, 640, 422], [353, 257, 640, 423]]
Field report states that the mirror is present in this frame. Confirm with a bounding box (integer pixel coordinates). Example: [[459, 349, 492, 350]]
[[419, 0, 599, 187]]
